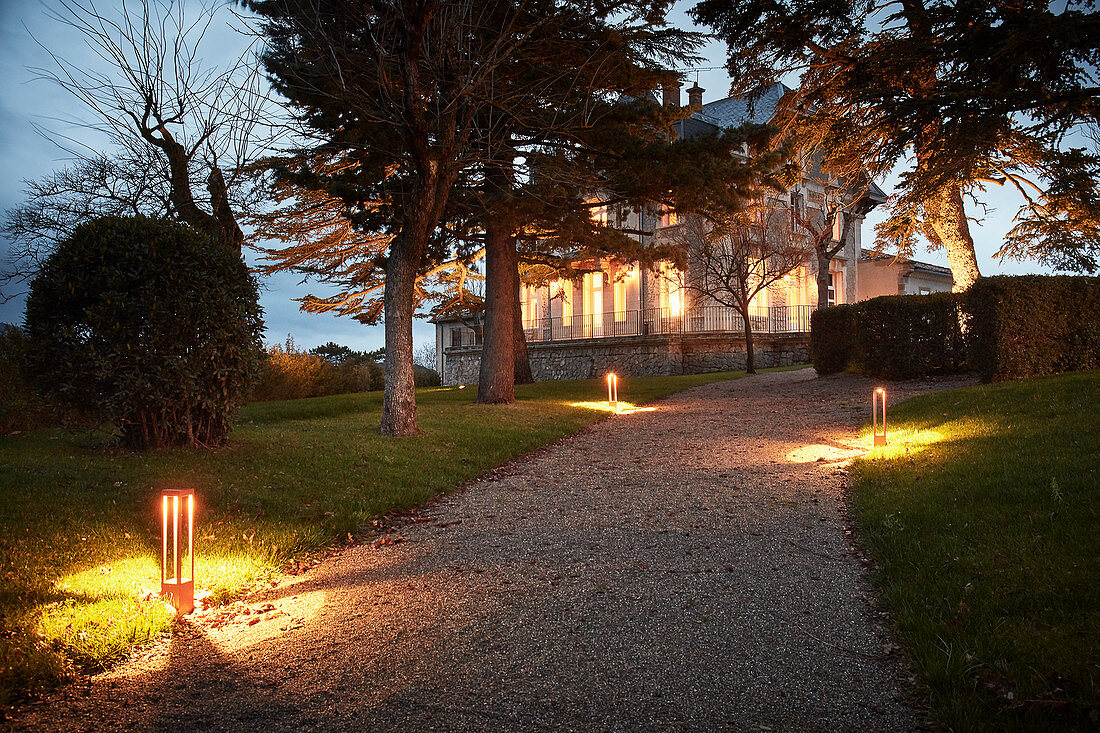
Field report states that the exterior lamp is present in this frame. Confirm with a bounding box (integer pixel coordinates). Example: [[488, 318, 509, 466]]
[[607, 372, 619, 410], [872, 388, 887, 448], [161, 488, 195, 615]]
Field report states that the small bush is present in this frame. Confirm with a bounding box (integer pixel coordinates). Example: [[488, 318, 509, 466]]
[[967, 275, 1100, 381], [413, 364, 441, 388], [251, 337, 385, 401], [252, 339, 336, 401], [24, 216, 263, 448], [810, 305, 856, 374]]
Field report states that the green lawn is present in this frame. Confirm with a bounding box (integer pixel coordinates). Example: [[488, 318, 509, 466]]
[[849, 371, 1099, 731], [0, 369, 760, 707]]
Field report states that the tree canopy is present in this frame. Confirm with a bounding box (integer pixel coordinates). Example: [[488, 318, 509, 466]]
[[3, 0, 273, 299], [692, 0, 1100, 284], [252, 0, 549, 433], [250, 0, 721, 417]]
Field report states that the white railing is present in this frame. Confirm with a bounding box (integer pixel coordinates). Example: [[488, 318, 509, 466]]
[[446, 305, 814, 349]]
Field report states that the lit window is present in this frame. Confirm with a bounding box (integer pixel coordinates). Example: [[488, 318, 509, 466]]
[[522, 284, 540, 327], [584, 270, 604, 337], [659, 209, 678, 228], [614, 274, 626, 321], [558, 280, 572, 327], [591, 205, 609, 225], [658, 262, 682, 315]]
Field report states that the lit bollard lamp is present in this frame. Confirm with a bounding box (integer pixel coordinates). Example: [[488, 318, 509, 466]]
[[873, 387, 888, 448], [606, 372, 618, 411], [161, 489, 195, 615]]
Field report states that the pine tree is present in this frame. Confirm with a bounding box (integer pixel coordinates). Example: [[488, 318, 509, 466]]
[[251, 0, 547, 434], [692, 0, 1100, 287]]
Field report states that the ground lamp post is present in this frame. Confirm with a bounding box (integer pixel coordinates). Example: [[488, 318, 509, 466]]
[[161, 488, 195, 615], [607, 372, 618, 411], [872, 388, 887, 448]]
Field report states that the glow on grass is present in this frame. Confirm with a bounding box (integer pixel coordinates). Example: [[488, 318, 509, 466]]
[[862, 426, 947, 457], [44, 556, 173, 667], [42, 551, 280, 667], [55, 552, 278, 604], [788, 424, 953, 465]]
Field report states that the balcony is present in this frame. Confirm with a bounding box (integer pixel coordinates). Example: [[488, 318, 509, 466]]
[[444, 305, 815, 349]]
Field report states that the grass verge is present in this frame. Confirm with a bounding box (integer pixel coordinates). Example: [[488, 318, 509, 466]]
[[849, 370, 1099, 731], [0, 368, 770, 709]]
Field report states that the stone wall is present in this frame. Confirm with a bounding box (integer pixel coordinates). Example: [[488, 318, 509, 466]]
[[441, 333, 810, 385]]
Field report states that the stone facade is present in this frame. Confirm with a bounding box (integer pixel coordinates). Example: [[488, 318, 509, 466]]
[[441, 333, 809, 386]]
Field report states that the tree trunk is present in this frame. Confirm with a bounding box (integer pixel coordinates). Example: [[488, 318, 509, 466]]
[[924, 185, 981, 291], [477, 221, 516, 403], [147, 128, 243, 253], [743, 308, 756, 374], [206, 166, 245, 253], [380, 232, 421, 436], [512, 261, 534, 384], [815, 249, 832, 309]]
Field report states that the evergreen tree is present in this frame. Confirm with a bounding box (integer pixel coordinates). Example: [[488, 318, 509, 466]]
[[252, 0, 547, 434], [692, 0, 1100, 287]]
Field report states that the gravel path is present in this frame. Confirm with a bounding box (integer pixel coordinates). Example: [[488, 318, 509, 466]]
[[10, 368, 975, 732]]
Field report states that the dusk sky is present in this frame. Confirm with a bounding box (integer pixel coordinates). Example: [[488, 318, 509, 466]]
[[0, 0, 1053, 353]]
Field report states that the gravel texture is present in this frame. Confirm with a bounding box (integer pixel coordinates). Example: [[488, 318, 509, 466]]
[[9, 368, 976, 732]]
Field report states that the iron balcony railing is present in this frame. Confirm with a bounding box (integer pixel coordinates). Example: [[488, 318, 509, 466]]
[[446, 304, 815, 349]]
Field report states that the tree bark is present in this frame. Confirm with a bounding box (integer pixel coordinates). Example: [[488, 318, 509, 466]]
[[512, 261, 534, 384], [477, 221, 516, 403], [743, 313, 756, 374], [380, 232, 421, 435], [206, 166, 245, 253], [143, 126, 243, 253], [924, 185, 981, 291], [815, 249, 832, 309]]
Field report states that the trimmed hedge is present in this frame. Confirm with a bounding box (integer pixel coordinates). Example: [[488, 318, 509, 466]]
[[810, 305, 856, 374], [854, 293, 966, 379], [967, 275, 1100, 381], [811, 293, 966, 378], [811, 275, 1100, 382]]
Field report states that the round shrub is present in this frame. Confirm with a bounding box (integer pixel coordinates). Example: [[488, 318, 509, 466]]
[[0, 324, 52, 433], [24, 216, 264, 448]]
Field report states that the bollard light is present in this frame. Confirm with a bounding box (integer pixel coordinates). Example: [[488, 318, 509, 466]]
[[607, 372, 618, 411], [873, 387, 887, 448], [161, 489, 195, 615]]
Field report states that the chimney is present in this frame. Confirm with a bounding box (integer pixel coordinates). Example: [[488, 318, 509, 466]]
[[662, 78, 682, 107], [687, 82, 704, 107]]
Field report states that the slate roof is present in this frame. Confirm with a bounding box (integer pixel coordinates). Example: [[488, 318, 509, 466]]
[[690, 83, 791, 129]]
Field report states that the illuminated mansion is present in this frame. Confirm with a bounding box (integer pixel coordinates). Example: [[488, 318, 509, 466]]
[[434, 83, 946, 385]]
